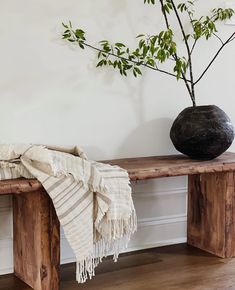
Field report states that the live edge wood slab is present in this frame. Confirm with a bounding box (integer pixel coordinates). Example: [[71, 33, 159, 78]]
[[1, 151, 235, 290]]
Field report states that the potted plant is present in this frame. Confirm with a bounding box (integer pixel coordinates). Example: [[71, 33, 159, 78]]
[[62, 0, 235, 159]]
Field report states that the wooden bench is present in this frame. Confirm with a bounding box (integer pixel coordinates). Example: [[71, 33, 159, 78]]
[[1, 152, 235, 290]]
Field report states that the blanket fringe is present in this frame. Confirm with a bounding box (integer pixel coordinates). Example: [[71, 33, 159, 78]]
[[76, 210, 137, 283]]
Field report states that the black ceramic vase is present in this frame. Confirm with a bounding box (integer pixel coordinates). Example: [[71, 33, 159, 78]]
[[170, 105, 235, 160]]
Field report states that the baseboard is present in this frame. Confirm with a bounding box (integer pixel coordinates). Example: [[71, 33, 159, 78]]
[[60, 215, 187, 265]]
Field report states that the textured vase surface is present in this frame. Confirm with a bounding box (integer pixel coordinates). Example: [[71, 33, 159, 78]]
[[170, 105, 235, 160]]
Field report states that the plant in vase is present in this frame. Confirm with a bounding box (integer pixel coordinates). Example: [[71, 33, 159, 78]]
[[62, 0, 235, 159]]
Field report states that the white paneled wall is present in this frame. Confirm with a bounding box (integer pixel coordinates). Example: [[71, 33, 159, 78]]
[[0, 196, 13, 274], [0, 177, 187, 274]]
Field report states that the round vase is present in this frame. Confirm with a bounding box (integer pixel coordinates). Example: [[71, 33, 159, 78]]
[[170, 105, 235, 160]]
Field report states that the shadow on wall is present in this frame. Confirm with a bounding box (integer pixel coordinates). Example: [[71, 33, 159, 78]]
[[117, 117, 179, 158], [91, 0, 128, 19], [82, 146, 108, 161]]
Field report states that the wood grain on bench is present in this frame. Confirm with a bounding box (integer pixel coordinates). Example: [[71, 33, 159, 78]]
[[1, 152, 235, 194], [1, 151, 235, 290], [102, 151, 235, 180]]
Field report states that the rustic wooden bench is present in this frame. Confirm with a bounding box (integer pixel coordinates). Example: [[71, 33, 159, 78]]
[[1, 152, 235, 290]]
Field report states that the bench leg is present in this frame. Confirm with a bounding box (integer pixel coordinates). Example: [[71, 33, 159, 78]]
[[13, 189, 60, 290], [187, 171, 235, 258]]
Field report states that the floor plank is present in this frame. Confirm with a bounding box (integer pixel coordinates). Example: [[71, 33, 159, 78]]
[[1, 244, 235, 290]]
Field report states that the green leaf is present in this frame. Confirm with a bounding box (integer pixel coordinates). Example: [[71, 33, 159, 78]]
[[96, 60, 104, 67], [99, 40, 109, 44], [133, 69, 137, 77], [164, 4, 170, 14], [62, 22, 69, 29], [143, 45, 149, 57], [125, 64, 133, 70], [139, 39, 145, 49], [78, 42, 85, 49], [115, 42, 126, 48], [150, 35, 158, 46], [134, 67, 142, 75], [144, 0, 155, 5], [136, 34, 145, 38], [146, 59, 155, 66], [62, 34, 71, 39], [75, 29, 85, 39], [185, 34, 191, 41], [121, 58, 128, 64]]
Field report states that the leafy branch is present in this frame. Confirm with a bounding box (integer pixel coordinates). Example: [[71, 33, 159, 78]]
[[63, 22, 189, 81], [62, 1, 235, 107]]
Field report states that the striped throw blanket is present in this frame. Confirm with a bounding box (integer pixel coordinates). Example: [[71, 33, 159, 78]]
[[0, 144, 137, 283]]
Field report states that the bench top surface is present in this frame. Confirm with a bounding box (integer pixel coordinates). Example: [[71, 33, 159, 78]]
[[102, 151, 235, 180], [1, 151, 235, 194]]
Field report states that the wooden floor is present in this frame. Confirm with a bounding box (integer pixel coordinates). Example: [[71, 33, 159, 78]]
[[1, 244, 235, 290]]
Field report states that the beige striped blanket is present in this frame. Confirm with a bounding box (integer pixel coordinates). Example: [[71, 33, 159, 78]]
[[0, 144, 137, 283]]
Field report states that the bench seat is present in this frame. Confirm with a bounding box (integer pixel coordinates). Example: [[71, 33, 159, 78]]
[[1, 152, 235, 290]]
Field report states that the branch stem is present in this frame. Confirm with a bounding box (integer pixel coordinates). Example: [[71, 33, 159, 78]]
[[213, 33, 224, 45], [83, 41, 191, 82], [194, 31, 235, 85], [159, 0, 195, 106], [170, 0, 196, 106]]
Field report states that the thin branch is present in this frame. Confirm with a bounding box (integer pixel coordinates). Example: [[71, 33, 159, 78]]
[[159, 0, 171, 28], [82, 42, 191, 82], [186, 3, 194, 25], [186, 4, 197, 56], [159, 0, 194, 105], [190, 39, 197, 55], [194, 31, 235, 85], [212, 33, 224, 45], [229, 36, 235, 43], [170, 0, 196, 105]]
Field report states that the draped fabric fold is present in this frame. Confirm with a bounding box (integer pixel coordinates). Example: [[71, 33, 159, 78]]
[[0, 144, 137, 283]]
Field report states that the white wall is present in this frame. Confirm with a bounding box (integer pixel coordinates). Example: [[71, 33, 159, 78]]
[[0, 0, 234, 274]]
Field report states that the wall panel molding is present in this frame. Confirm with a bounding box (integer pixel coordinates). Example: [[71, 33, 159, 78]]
[[138, 214, 187, 227], [60, 213, 187, 265], [133, 187, 187, 198], [0, 187, 187, 274]]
